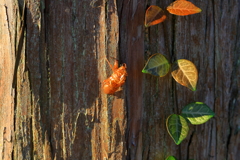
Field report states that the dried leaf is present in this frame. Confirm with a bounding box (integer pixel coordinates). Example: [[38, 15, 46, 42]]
[[145, 5, 166, 27], [167, 0, 202, 16], [171, 59, 198, 91]]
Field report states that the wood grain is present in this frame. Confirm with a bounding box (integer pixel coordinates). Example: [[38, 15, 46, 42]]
[[0, 0, 239, 159]]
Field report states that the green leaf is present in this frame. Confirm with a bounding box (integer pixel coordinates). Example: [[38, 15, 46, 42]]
[[166, 114, 189, 145], [166, 156, 177, 160], [142, 53, 170, 77], [181, 102, 215, 125]]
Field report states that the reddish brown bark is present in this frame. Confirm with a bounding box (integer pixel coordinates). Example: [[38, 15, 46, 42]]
[[0, 0, 239, 160]]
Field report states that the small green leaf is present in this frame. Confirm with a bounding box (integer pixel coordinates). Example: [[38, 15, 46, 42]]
[[181, 102, 215, 125], [166, 156, 177, 160], [142, 53, 170, 77], [166, 114, 189, 145]]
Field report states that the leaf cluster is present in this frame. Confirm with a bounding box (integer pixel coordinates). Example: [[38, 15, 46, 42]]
[[166, 102, 215, 145], [145, 0, 202, 27], [142, 54, 198, 91], [143, 0, 215, 154]]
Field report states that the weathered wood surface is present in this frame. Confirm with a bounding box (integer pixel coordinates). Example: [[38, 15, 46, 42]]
[[0, 0, 239, 159]]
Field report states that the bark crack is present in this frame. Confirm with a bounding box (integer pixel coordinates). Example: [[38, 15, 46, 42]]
[[172, 16, 178, 114], [186, 130, 194, 160], [212, 0, 218, 158], [3, 5, 12, 45], [226, 20, 240, 158], [12, 2, 26, 89]]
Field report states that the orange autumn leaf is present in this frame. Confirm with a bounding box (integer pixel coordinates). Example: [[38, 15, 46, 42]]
[[145, 5, 166, 27], [167, 0, 202, 16]]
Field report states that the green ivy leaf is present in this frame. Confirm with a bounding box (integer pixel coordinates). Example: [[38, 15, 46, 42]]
[[181, 102, 215, 125], [166, 156, 177, 160], [166, 114, 189, 145], [142, 53, 170, 77]]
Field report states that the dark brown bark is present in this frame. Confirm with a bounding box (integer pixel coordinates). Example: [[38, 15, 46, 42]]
[[0, 0, 239, 159]]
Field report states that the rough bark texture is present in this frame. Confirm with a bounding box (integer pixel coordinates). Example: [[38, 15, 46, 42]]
[[0, 0, 239, 160]]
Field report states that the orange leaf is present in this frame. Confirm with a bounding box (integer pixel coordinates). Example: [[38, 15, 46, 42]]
[[167, 0, 202, 16], [145, 5, 166, 27]]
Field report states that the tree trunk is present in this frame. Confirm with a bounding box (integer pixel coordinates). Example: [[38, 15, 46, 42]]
[[0, 0, 239, 159]]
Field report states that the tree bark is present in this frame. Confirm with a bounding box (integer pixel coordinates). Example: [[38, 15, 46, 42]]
[[0, 0, 239, 160]]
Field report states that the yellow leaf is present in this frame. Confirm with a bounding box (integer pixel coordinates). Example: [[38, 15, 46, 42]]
[[171, 59, 198, 91]]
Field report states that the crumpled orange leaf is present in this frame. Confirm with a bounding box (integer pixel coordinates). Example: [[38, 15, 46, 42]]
[[171, 59, 198, 91], [145, 5, 166, 27], [167, 0, 202, 16]]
